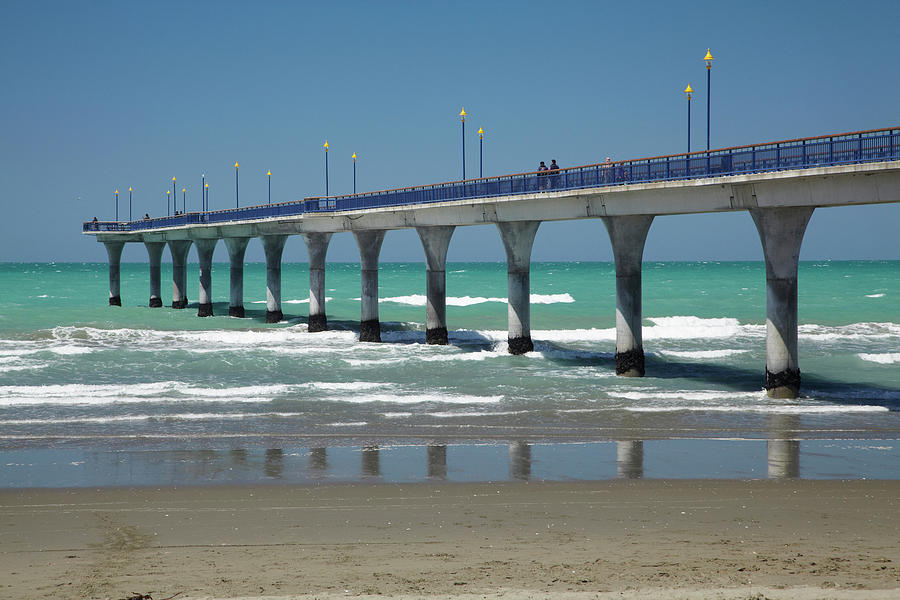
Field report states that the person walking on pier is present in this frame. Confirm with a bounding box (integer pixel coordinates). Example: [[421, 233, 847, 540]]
[[537, 161, 548, 190], [549, 159, 561, 189]]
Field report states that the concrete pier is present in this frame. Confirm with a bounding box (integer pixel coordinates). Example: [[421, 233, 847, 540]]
[[167, 240, 192, 309], [602, 216, 654, 376], [193, 239, 218, 317], [301, 232, 333, 332], [261, 235, 288, 323], [224, 237, 250, 318], [497, 221, 541, 354], [103, 241, 125, 306], [616, 440, 644, 479], [750, 207, 814, 399], [416, 226, 455, 344], [144, 241, 165, 307], [362, 446, 381, 478], [353, 230, 386, 342]]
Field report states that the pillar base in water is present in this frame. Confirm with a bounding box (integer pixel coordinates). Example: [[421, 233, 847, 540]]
[[508, 336, 533, 355], [266, 310, 283, 324], [172, 299, 188, 309], [149, 297, 163, 308], [228, 306, 245, 318], [308, 314, 328, 333], [360, 319, 381, 343], [766, 368, 801, 399], [426, 327, 449, 345], [615, 347, 645, 377], [197, 303, 213, 317], [108, 295, 121, 306]]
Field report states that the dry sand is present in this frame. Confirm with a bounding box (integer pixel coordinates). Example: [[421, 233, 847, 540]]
[[1, 479, 899, 600]]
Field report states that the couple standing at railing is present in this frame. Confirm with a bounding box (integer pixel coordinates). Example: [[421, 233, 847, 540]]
[[537, 159, 561, 190]]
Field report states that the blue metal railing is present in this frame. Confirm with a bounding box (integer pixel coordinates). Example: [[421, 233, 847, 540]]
[[84, 127, 900, 233]]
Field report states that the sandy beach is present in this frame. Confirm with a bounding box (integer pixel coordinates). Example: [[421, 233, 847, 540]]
[[2, 479, 899, 599]]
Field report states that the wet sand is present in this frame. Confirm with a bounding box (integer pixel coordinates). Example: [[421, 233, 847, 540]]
[[2, 479, 899, 599]]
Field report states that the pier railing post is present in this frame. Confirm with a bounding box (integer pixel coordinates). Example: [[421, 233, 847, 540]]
[[353, 230, 387, 342], [301, 232, 333, 332], [750, 206, 814, 399], [261, 235, 288, 323], [144, 241, 165, 308], [167, 240, 192, 309], [193, 238, 218, 317], [416, 225, 456, 344], [602, 215, 654, 376], [223, 237, 250, 318], [103, 241, 125, 306], [497, 221, 541, 354]]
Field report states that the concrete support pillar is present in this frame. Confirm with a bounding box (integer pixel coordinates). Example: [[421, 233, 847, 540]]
[[301, 232, 333, 332], [416, 226, 456, 344], [427, 445, 447, 479], [767, 415, 800, 478], [602, 215, 654, 376], [309, 447, 327, 472], [509, 441, 531, 481], [362, 446, 380, 478], [616, 440, 644, 479], [223, 237, 250, 318], [103, 241, 125, 306], [194, 239, 218, 317], [750, 207, 814, 399], [144, 242, 165, 308], [261, 235, 288, 323], [497, 221, 541, 354], [353, 230, 386, 342], [167, 240, 192, 309]]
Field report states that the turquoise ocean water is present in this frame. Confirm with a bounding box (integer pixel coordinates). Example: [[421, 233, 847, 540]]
[[1, 261, 898, 486]]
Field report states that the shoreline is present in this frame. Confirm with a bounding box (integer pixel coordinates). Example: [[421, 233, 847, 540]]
[[3, 479, 899, 599]]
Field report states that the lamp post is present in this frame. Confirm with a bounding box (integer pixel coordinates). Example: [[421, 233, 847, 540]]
[[201, 173, 206, 211], [478, 127, 484, 178], [352, 153, 357, 194], [205, 182, 209, 211], [704, 48, 714, 151], [128, 187, 132, 221], [459, 108, 466, 180], [172, 177, 177, 214], [323, 141, 329, 196], [115, 189, 119, 221], [267, 170, 271, 204], [182, 187, 186, 214], [167, 190, 171, 216], [234, 162, 239, 208], [684, 84, 693, 153]]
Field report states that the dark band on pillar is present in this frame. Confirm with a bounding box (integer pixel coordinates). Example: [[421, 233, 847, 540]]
[[197, 303, 213, 317], [426, 327, 448, 345], [228, 306, 245, 318], [360, 319, 381, 343], [172, 298, 188, 309], [109, 295, 122, 307], [266, 310, 283, 324], [149, 297, 163, 308], [508, 336, 534, 355], [308, 313, 328, 333], [615, 347, 645, 376], [766, 368, 801, 392]]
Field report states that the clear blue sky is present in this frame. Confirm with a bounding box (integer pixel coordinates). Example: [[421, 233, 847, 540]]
[[2, 0, 898, 263]]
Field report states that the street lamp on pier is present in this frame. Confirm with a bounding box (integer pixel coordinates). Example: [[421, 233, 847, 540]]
[[478, 127, 484, 178], [323, 141, 329, 196], [172, 177, 176, 214], [182, 187, 186, 214], [128, 187, 132, 221], [205, 182, 209, 210], [352, 153, 357, 194], [234, 162, 239, 208], [267, 170, 271, 204], [167, 190, 171, 216], [684, 84, 693, 153], [115, 189, 119, 221], [704, 48, 714, 151], [201, 173, 206, 211], [459, 108, 467, 180]]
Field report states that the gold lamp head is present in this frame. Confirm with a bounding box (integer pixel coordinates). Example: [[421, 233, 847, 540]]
[[267, 170, 271, 177], [352, 152, 357, 161], [684, 84, 693, 98], [205, 183, 209, 189], [182, 187, 186, 193], [167, 190, 170, 195], [459, 107, 466, 121], [128, 187, 132, 192], [323, 141, 329, 151], [478, 127, 484, 138], [172, 176, 176, 182], [234, 162, 239, 169], [115, 189, 118, 195], [704, 48, 714, 68]]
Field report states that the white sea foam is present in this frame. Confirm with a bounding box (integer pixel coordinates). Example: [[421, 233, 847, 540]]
[[0, 382, 295, 406], [623, 404, 889, 414], [379, 293, 575, 307], [333, 393, 503, 405], [305, 381, 390, 391], [858, 353, 900, 365], [865, 293, 886, 298], [607, 390, 765, 402], [799, 322, 900, 342], [657, 349, 749, 359]]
